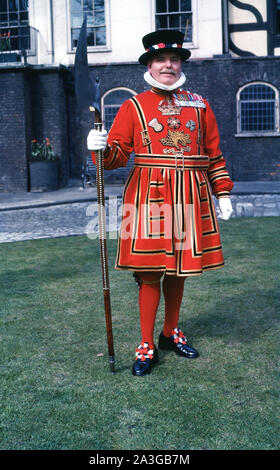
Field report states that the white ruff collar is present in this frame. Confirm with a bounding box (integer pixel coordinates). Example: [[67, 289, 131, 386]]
[[144, 71, 186, 91]]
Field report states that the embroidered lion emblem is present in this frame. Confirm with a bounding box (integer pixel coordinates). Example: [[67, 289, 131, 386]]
[[160, 130, 191, 150]]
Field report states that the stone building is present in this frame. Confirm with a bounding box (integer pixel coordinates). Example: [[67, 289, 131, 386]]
[[0, 0, 279, 191]]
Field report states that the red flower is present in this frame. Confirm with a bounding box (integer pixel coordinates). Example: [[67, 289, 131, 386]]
[[157, 42, 165, 48]]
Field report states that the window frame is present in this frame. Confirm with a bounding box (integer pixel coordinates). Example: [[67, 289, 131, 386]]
[[0, 0, 30, 53], [101, 87, 137, 176], [152, 0, 198, 49], [101, 87, 137, 130], [67, 0, 111, 53], [236, 81, 280, 138]]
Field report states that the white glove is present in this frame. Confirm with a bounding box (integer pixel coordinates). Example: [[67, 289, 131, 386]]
[[87, 129, 108, 151], [218, 197, 233, 220]]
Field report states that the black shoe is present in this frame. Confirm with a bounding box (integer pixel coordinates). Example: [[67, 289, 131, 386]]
[[132, 342, 158, 376], [158, 328, 199, 358]]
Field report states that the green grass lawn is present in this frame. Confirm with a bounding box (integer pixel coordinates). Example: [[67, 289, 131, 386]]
[[0, 217, 279, 450]]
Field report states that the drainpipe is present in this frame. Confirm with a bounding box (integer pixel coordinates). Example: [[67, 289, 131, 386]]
[[49, 0, 55, 63], [222, 0, 229, 54]]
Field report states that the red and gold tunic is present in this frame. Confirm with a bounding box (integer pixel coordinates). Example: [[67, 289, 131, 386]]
[[95, 88, 234, 277]]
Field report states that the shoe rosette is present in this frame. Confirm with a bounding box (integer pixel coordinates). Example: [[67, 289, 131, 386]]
[[135, 342, 155, 362]]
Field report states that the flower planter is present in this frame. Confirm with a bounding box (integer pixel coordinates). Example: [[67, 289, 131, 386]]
[[29, 160, 58, 192]]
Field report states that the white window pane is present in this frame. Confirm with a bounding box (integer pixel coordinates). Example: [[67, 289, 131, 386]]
[[156, 0, 192, 41], [70, 0, 106, 48]]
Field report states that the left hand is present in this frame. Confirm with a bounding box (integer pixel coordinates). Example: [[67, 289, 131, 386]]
[[218, 197, 233, 220]]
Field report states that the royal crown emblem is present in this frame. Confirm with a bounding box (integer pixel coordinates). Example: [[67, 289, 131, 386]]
[[158, 99, 182, 116]]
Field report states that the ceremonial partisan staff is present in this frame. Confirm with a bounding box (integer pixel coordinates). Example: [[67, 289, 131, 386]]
[[74, 16, 115, 373]]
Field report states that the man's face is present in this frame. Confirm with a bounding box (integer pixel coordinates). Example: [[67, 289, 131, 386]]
[[147, 52, 182, 86]]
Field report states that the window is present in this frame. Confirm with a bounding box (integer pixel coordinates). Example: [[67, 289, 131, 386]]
[[102, 88, 137, 177], [237, 82, 279, 136], [70, 0, 106, 49], [102, 88, 136, 131], [0, 0, 30, 52], [155, 0, 192, 43]]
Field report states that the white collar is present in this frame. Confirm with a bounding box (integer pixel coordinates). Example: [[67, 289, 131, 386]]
[[144, 71, 186, 91]]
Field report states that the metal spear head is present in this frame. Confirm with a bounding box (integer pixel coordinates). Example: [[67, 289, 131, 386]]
[[74, 15, 101, 119]]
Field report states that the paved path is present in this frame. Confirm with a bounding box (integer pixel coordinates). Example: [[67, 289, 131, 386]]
[[0, 198, 122, 244], [0, 182, 279, 243]]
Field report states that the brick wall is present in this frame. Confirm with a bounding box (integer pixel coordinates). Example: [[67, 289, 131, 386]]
[[0, 55, 279, 192], [187, 56, 280, 181], [0, 70, 29, 191], [28, 68, 69, 188], [0, 66, 69, 192], [82, 56, 280, 183]]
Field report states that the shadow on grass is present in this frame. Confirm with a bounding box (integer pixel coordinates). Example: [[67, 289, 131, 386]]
[[179, 287, 279, 346]]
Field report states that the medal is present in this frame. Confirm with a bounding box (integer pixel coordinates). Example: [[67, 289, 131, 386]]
[[173, 92, 206, 108], [148, 118, 164, 132], [167, 117, 181, 129], [186, 120, 196, 131]]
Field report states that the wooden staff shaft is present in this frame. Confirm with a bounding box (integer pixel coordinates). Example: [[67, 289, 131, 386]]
[[93, 116, 115, 373]]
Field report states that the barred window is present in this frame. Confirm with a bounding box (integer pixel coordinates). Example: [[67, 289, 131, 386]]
[[102, 88, 137, 176], [0, 0, 30, 52], [70, 0, 106, 49], [102, 88, 136, 131], [155, 0, 192, 43], [237, 83, 279, 135]]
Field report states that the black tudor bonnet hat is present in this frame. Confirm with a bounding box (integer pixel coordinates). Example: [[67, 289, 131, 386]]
[[138, 29, 191, 65]]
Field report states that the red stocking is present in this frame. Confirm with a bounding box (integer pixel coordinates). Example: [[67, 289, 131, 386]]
[[136, 272, 162, 347], [162, 275, 186, 338]]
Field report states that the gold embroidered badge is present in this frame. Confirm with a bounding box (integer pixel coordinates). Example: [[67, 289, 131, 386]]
[[160, 130, 191, 150]]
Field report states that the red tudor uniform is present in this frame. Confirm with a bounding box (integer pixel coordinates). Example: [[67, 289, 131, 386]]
[[89, 29, 234, 375], [98, 87, 234, 277]]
